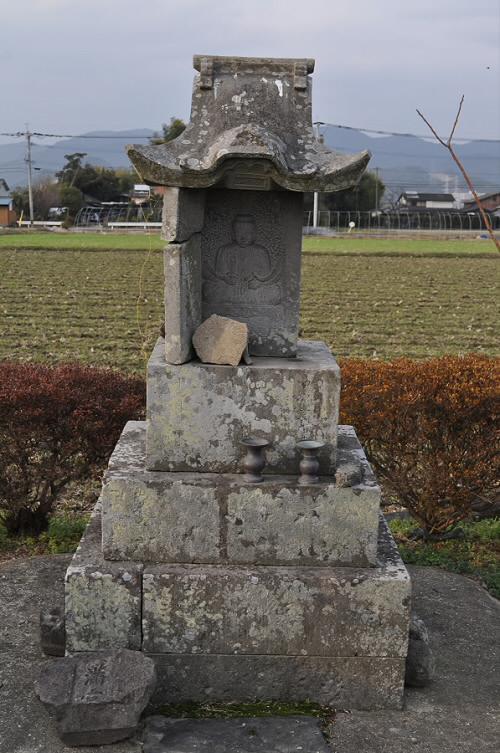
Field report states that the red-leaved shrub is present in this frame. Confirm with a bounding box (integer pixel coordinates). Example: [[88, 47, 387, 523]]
[[340, 355, 499, 535], [0, 362, 145, 535]]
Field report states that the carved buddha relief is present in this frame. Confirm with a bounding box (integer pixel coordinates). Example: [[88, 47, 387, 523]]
[[203, 214, 281, 307], [201, 189, 302, 357]]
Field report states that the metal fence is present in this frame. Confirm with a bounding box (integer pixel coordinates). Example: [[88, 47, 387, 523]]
[[74, 204, 499, 235], [74, 203, 162, 227], [303, 210, 500, 233]]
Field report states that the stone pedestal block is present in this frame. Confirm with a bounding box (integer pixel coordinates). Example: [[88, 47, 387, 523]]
[[102, 421, 379, 566], [146, 338, 340, 474], [65, 506, 143, 653]]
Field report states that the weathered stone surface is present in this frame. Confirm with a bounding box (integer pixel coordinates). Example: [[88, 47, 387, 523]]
[[200, 190, 303, 356], [102, 425, 221, 564], [141, 716, 331, 753], [102, 422, 379, 566], [164, 236, 202, 364], [65, 506, 142, 652], [128, 56, 370, 193], [40, 607, 65, 657], [146, 338, 340, 474], [142, 516, 409, 657], [192, 314, 248, 366], [148, 654, 406, 711], [35, 650, 156, 746], [405, 613, 435, 687], [161, 187, 205, 243]]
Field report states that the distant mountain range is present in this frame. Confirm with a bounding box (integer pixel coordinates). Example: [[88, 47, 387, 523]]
[[1, 126, 498, 201], [0, 129, 154, 190], [322, 125, 500, 201]]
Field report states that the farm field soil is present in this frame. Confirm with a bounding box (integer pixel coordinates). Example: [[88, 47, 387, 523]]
[[0, 231, 496, 256], [0, 248, 498, 371]]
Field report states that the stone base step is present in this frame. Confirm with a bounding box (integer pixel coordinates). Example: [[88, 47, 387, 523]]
[[102, 421, 380, 567], [65, 511, 410, 710]]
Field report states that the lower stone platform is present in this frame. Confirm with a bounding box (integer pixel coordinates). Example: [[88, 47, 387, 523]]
[[65, 510, 410, 710], [148, 654, 406, 710]]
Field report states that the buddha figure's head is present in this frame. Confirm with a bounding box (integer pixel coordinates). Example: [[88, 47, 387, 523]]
[[232, 214, 256, 247]]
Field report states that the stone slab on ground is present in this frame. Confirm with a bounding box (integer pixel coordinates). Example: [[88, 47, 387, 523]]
[[141, 715, 331, 753], [102, 422, 380, 566], [146, 337, 340, 474], [0, 558, 499, 752], [35, 650, 156, 746]]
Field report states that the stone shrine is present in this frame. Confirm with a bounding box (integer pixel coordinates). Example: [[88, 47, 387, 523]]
[[65, 56, 411, 710]]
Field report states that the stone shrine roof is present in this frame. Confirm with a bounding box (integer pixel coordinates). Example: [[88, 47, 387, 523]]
[[127, 56, 370, 192]]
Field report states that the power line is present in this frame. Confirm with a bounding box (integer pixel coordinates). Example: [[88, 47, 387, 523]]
[[0, 131, 153, 139], [318, 122, 500, 144], [1, 123, 499, 143]]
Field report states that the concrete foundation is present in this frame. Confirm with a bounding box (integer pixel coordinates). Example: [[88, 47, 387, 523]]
[[102, 422, 380, 566], [146, 338, 341, 474]]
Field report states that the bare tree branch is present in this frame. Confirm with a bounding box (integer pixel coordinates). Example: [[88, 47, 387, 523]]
[[415, 109, 447, 147], [448, 94, 464, 145], [416, 96, 500, 253]]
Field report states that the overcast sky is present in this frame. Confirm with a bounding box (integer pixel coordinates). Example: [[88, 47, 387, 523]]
[[1, 0, 499, 141]]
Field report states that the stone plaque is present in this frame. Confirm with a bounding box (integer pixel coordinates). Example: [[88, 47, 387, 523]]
[[201, 189, 303, 357]]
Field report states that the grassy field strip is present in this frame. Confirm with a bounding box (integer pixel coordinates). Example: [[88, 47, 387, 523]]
[[0, 232, 498, 256], [1, 248, 498, 371]]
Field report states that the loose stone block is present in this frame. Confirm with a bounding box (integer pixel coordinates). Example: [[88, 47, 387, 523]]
[[146, 337, 340, 474], [142, 517, 410, 657], [405, 613, 435, 687], [148, 654, 406, 711], [192, 314, 248, 366], [164, 236, 202, 364], [40, 607, 66, 657], [65, 506, 142, 652], [141, 716, 331, 753], [101, 422, 379, 566], [35, 649, 156, 746]]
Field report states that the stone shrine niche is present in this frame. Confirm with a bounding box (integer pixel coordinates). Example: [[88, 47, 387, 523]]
[[201, 189, 302, 357], [127, 55, 371, 365]]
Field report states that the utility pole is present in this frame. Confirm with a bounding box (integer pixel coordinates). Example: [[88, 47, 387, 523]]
[[25, 126, 34, 225], [374, 167, 380, 212], [312, 121, 324, 230]]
